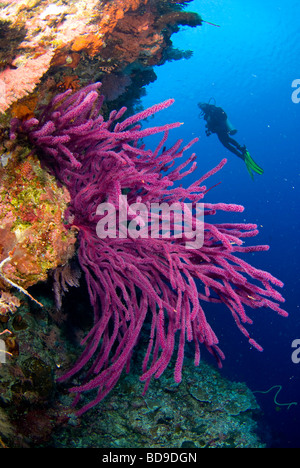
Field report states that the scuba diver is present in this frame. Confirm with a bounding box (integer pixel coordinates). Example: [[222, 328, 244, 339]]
[[198, 101, 264, 179]]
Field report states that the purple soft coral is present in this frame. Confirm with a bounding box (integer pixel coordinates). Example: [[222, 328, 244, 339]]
[[12, 83, 287, 416]]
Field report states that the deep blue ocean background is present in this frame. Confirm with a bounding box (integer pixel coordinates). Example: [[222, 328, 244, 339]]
[[140, 0, 300, 448]]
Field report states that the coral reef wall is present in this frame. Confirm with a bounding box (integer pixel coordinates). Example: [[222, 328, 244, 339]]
[[0, 148, 76, 292], [0, 0, 202, 119]]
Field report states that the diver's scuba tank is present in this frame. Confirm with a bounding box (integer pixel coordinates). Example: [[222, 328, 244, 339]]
[[225, 118, 237, 135]]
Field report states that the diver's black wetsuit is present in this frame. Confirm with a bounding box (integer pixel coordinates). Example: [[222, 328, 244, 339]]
[[200, 104, 246, 160]]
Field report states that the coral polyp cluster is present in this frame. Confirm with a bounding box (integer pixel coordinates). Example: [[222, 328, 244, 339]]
[[0, 146, 77, 297]]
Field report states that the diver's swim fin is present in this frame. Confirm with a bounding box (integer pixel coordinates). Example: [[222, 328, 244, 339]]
[[244, 150, 264, 180]]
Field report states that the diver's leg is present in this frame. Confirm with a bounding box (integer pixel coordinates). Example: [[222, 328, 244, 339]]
[[228, 136, 264, 174], [226, 137, 246, 157], [217, 134, 263, 178], [217, 134, 244, 159]]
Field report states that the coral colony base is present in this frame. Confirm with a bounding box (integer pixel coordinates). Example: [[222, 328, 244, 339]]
[[11, 83, 287, 416]]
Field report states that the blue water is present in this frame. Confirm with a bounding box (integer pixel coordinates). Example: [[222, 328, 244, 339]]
[[141, 0, 300, 448]]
